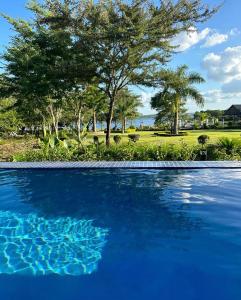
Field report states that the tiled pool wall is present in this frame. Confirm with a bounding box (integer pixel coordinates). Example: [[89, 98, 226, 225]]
[[0, 161, 241, 169]]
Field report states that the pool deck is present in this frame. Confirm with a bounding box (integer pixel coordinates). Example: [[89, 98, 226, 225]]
[[0, 161, 241, 169]]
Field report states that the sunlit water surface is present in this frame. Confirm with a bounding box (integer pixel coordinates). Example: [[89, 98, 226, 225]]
[[0, 169, 241, 300]]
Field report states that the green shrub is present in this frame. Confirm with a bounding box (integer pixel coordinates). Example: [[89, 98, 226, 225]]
[[58, 129, 70, 140], [126, 128, 136, 133], [12, 136, 241, 162], [93, 135, 99, 145], [207, 144, 240, 160], [40, 135, 59, 149], [113, 135, 121, 144], [66, 139, 79, 148], [218, 137, 241, 155], [128, 134, 140, 142], [198, 135, 209, 145], [193, 123, 199, 130], [13, 146, 74, 162]]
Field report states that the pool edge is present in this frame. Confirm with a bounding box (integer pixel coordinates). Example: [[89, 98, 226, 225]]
[[1, 161, 241, 169]]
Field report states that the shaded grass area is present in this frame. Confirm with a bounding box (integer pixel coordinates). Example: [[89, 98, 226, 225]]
[[1, 129, 241, 161]]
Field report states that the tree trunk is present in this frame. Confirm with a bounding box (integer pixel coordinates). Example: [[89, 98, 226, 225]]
[[52, 115, 59, 138], [173, 98, 180, 135], [42, 117, 47, 138], [106, 99, 115, 146], [48, 124, 52, 135], [54, 124, 58, 137], [49, 105, 59, 138], [93, 110, 97, 133], [121, 117, 125, 134], [76, 111, 81, 142], [41, 114, 47, 137], [173, 110, 179, 135], [124, 117, 126, 132]]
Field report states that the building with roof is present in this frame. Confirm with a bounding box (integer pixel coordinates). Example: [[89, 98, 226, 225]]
[[224, 105, 241, 118]]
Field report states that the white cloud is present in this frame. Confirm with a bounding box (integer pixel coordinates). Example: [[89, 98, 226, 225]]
[[202, 32, 228, 48], [186, 88, 241, 111], [140, 91, 154, 104], [202, 46, 241, 84], [202, 89, 241, 104], [139, 91, 156, 115], [173, 27, 239, 51], [172, 27, 210, 51]]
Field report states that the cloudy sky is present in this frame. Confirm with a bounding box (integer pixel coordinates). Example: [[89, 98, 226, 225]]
[[0, 0, 240, 115]]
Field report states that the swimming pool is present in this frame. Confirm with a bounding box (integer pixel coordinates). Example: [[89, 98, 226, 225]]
[[0, 168, 241, 300]]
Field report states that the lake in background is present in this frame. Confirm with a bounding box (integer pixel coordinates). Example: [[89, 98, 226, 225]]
[[97, 115, 156, 130]]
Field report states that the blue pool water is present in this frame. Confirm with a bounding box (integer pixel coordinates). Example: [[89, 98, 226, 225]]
[[0, 169, 241, 300]]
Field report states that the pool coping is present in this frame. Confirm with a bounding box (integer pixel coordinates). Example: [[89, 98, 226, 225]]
[[0, 161, 241, 169]]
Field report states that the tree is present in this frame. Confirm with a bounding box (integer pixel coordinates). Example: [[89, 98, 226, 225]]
[[2, 3, 94, 138], [152, 91, 187, 131], [1, 17, 65, 137], [33, 0, 218, 145], [0, 98, 23, 135], [64, 87, 89, 141], [64, 85, 107, 140], [115, 89, 142, 134], [151, 65, 205, 135], [194, 111, 209, 127], [194, 109, 224, 126], [84, 85, 108, 133]]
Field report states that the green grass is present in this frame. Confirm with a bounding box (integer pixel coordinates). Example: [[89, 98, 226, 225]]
[[86, 129, 241, 145]]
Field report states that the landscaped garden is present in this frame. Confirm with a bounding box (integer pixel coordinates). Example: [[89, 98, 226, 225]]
[[1, 129, 241, 161]]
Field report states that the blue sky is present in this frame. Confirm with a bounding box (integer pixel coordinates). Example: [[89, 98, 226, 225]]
[[1, 0, 241, 114]]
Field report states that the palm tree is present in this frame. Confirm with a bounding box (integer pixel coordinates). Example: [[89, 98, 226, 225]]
[[152, 65, 205, 135], [115, 89, 142, 134]]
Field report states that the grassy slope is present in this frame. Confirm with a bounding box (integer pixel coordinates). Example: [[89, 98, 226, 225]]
[[0, 129, 241, 161]]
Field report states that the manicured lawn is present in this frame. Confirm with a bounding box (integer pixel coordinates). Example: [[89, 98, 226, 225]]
[[87, 129, 241, 145]]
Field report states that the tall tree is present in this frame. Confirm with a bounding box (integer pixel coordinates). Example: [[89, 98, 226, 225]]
[[151, 65, 205, 134], [33, 0, 218, 145], [2, 3, 94, 138]]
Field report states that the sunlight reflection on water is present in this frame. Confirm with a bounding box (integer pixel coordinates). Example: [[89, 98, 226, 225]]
[[0, 211, 108, 276]]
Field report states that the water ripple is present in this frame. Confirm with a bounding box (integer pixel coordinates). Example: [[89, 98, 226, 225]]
[[0, 211, 108, 276]]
